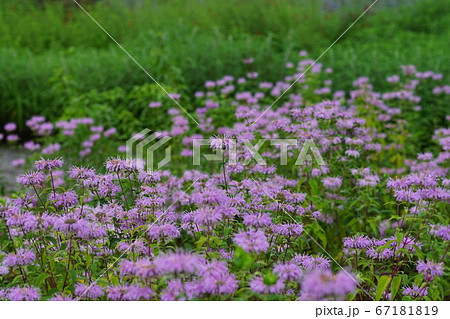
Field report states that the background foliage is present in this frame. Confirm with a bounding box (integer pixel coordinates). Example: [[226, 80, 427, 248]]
[[0, 0, 449, 136]]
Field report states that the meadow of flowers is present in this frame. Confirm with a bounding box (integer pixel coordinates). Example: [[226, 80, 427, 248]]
[[0, 51, 449, 301]]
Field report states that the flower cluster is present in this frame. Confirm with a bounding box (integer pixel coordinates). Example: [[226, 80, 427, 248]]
[[0, 52, 448, 301]]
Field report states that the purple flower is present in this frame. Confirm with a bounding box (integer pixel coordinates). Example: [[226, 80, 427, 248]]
[[18, 171, 45, 187], [417, 260, 444, 281], [343, 236, 372, 249], [107, 285, 153, 301], [49, 294, 75, 301], [273, 262, 302, 281], [201, 272, 238, 295], [233, 230, 269, 254], [154, 252, 204, 275], [209, 135, 234, 150], [104, 127, 117, 137], [138, 170, 161, 184], [271, 223, 303, 237], [243, 213, 272, 228], [4, 123, 17, 132], [148, 223, 180, 240], [300, 270, 357, 300], [90, 125, 104, 133], [149, 101, 162, 108], [429, 224, 450, 241], [12, 158, 25, 167], [0, 266, 9, 275], [322, 177, 343, 190], [48, 190, 78, 208], [249, 276, 285, 294], [193, 207, 222, 227], [357, 175, 379, 187], [41, 143, 61, 155], [6, 134, 19, 142], [161, 278, 199, 301], [293, 254, 331, 270], [74, 283, 104, 299], [7, 287, 40, 301], [68, 166, 96, 181], [105, 157, 128, 172], [2, 249, 36, 267], [120, 259, 157, 278], [403, 285, 428, 298]]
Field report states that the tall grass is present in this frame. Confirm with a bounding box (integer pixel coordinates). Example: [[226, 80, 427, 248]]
[[0, 0, 449, 132]]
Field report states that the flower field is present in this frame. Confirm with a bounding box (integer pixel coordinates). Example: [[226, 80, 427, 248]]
[[1, 51, 449, 301], [0, 0, 449, 303]]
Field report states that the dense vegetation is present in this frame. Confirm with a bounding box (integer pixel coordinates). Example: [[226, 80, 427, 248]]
[[0, 0, 448, 301], [1, 0, 449, 136]]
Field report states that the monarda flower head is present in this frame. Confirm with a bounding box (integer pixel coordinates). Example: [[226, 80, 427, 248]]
[[49, 294, 75, 301], [403, 285, 428, 298], [106, 285, 154, 301], [48, 190, 78, 208], [7, 286, 40, 301], [2, 249, 36, 267], [249, 276, 285, 294], [193, 207, 223, 227], [209, 135, 234, 150], [322, 177, 343, 190], [74, 282, 104, 299], [105, 157, 128, 172], [148, 223, 180, 240], [68, 166, 96, 181], [429, 224, 450, 241], [293, 254, 331, 270], [120, 259, 156, 278], [299, 270, 357, 300], [138, 170, 162, 184], [200, 272, 238, 295], [34, 157, 63, 171], [18, 171, 45, 187], [243, 213, 273, 228], [271, 223, 304, 237], [273, 262, 303, 282], [343, 235, 372, 249], [154, 252, 204, 275], [233, 229, 269, 254], [416, 259, 444, 281], [0, 266, 9, 275]]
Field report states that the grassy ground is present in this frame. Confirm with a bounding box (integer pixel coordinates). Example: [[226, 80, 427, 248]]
[[0, 0, 449, 132]]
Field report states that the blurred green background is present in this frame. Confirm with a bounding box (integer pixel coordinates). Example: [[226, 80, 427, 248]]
[[0, 0, 449, 133]]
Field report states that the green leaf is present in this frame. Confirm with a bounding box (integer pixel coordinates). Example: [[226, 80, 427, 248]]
[[110, 275, 119, 285], [34, 273, 50, 287], [44, 235, 58, 247], [232, 247, 254, 270], [196, 236, 208, 250], [375, 275, 390, 301], [390, 276, 401, 300], [263, 272, 278, 286], [396, 231, 404, 247], [412, 244, 424, 259]]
